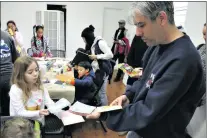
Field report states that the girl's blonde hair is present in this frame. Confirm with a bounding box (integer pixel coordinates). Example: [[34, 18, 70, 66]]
[[11, 56, 43, 104], [1, 117, 34, 138]]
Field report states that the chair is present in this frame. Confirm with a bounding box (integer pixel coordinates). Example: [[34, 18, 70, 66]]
[[27, 48, 33, 57], [42, 98, 72, 138], [42, 114, 66, 138], [87, 79, 108, 133]]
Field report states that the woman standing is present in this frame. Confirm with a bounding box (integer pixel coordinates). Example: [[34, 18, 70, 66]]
[[6, 20, 24, 55], [31, 25, 52, 58], [81, 25, 113, 106]]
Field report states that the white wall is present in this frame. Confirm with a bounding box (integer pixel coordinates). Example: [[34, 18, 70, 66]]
[[185, 2, 206, 46], [1, 2, 47, 51], [1, 2, 134, 60]]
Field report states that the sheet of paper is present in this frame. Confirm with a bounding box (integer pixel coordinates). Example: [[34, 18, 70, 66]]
[[96, 105, 122, 113], [48, 98, 71, 114], [69, 101, 96, 116], [60, 110, 85, 126]]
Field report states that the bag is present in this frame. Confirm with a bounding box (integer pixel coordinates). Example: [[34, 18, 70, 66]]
[[95, 39, 112, 76]]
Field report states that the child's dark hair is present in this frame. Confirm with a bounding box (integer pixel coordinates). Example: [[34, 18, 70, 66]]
[[33, 25, 44, 48], [7, 20, 18, 31], [78, 61, 92, 71]]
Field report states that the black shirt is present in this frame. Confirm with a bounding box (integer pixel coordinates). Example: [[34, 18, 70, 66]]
[[101, 34, 205, 138], [0, 30, 18, 76]]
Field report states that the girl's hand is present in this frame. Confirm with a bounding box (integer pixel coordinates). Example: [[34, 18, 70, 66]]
[[39, 109, 49, 116]]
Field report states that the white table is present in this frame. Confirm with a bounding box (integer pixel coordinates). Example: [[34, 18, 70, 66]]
[[43, 71, 75, 104], [44, 83, 75, 104]]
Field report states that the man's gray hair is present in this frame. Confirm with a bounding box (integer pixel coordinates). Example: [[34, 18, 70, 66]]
[[128, 1, 175, 25]]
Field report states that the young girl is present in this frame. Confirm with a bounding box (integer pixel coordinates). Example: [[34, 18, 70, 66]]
[[9, 56, 60, 122], [31, 25, 52, 58]]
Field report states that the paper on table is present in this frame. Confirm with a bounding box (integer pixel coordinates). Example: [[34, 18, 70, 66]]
[[48, 98, 71, 114], [61, 110, 85, 126], [69, 101, 96, 116], [96, 105, 122, 113]]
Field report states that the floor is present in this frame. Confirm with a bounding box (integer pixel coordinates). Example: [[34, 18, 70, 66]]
[[46, 72, 127, 138]]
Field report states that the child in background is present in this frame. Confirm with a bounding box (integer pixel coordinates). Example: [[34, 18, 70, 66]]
[[31, 25, 52, 58], [1, 117, 34, 138], [9, 56, 62, 126], [66, 61, 97, 104]]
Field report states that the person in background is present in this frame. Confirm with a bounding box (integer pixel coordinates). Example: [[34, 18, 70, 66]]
[[186, 23, 206, 138], [6, 20, 25, 55], [65, 61, 97, 104], [126, 35, 148, 87], [0, 28, 19, 116], [109, 20, 130, 83], [1, 117, 34, 138], [86, 2, 205, 138], [31, 25, 52, 58], [81, 25, 113, 106]]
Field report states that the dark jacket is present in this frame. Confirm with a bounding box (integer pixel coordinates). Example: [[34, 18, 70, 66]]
[[111, 28, 126, 54], [74, 70, 97, 103], [127, 35, 148, 85], [94, 39, 112, 76], [100, 35, 205, 138], [0, 30, 18, 76], [127, 35, 148, 68]]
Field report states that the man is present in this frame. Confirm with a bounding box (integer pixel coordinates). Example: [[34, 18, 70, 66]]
[[186, 23, 206, 138], [86, 2, 205, 138], [109, 19, 130, 82], [0, 28, 19, 116]]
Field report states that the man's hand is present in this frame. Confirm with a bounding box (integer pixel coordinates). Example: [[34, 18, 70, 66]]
[[131, 68, 143, 78], [86, 111, 101, 119], [89, 55, 97, 60], [110, 95, 130, 107]]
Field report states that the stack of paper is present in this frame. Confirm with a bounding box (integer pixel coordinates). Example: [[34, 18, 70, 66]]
[[69, 101, 96, 116], [96, 105, 122, 112], [69, 101, 122, 116], [48, 98, 71, 114], [60, 110, 85, 126]]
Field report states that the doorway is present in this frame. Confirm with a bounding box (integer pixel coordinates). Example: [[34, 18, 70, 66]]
[[47, 4, 67, 53]]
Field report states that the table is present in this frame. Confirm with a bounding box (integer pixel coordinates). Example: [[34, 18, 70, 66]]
[[44, 83, 75, 104], [43, 71, 75, 104]]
